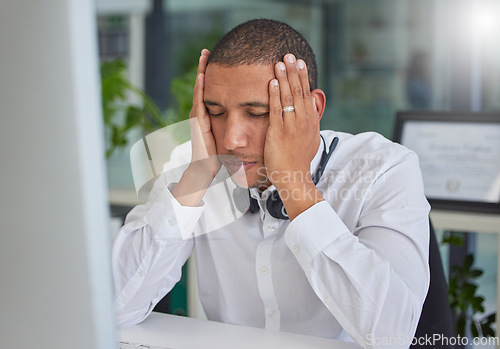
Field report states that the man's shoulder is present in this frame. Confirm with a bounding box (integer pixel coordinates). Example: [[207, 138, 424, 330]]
[[321, 130, 416, 166]]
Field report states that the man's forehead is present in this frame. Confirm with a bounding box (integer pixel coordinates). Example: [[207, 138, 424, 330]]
[[204, 63, 275, 102], [205, 63, 274, 83]]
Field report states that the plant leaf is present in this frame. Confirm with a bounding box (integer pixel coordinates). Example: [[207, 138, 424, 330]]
[[442, 232, 464, 246], [462, 283, 477, 299], [485, 312, 496, 323], [125, 106, 144, 131], [464, 254, 474, 269], [481, 322, 496, 337], [469, 269, 483, 278]]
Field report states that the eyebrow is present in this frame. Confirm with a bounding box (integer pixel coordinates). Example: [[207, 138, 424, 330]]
[[204, 100, 269, 109], [240, 101, 269, 109], [203, 99, 220, 106]]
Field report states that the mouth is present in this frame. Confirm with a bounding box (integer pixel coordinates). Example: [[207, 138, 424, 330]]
[[223, 159, 257, 173]]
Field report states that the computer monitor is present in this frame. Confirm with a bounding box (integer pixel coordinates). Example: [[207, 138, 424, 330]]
[[393, 111, 500, 213], [0, 1, 116, 348]]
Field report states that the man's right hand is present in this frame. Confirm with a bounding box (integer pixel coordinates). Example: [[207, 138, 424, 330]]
[[171, 49, 220, 207], [188, 49, 221, 178]]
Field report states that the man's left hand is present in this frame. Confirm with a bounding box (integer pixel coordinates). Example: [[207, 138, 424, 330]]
[[264, 54, 324, 220]]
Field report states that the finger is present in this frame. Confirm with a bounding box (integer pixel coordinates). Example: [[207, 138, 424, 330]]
[[275, 61, 295, 119], [191, 51, 210, 120], [190, 68, 213, 162], [283, 54, 306, 119], [197, 49, 210, 75], [193, 73, 205, 113], [268, 79, 283, 128], [192, 50, 209, 118], [296, 59, 316, 120]]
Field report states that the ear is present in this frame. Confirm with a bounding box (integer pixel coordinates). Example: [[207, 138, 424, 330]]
[[311, 89, 326, 120]]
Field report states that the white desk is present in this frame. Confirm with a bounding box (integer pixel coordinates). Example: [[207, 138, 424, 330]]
[[430, 209, 500, 234], [119, 312, 360, 349]]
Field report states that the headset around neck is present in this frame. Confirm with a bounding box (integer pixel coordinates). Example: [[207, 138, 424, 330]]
[[234, 135, 339, 220]]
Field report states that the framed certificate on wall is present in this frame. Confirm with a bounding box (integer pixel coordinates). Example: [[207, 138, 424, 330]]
[[393, 111, 500, 213]]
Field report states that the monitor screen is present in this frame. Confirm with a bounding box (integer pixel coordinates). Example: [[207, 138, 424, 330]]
[[0, 1, 116, 348]]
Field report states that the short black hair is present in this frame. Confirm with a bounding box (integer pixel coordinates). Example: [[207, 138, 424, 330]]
[[208, 19, 318, 90]]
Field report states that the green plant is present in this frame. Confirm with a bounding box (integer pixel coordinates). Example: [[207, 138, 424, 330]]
[[100, 58, 195, 157], [100, 24, 223, 158], [443, 232, 496, 337]]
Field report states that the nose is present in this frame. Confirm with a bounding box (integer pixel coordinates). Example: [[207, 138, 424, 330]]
[[223, 114, 248, 151]]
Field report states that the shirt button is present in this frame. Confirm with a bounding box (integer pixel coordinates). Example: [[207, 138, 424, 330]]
[[324, 297, 331, 305], [168, 219, 176, 227], [268, 309, 277, 318], [293, 245, 300, 255], [138, 269, 145, 277], [267, 225, 276, 232], [260, 266, 269, 275]]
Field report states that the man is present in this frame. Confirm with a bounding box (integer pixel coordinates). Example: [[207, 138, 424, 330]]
[[113, 19, 430, 348]]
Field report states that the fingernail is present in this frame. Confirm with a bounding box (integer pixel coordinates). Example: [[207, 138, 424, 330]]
[[287, 55, 295, 63], [297, 60, 305, 69], [278, 62, 286, 71], [271, 79, 278, 87]]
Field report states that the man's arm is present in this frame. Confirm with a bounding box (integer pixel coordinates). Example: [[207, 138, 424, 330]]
[[112, 50, 218, 326], [265, 55, 429, 347], [284, 149, 430, 348], [112, 177, 196, 327]]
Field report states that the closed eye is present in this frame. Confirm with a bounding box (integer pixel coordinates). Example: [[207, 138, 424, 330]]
[[248, 112, 269, 118], [209, 112, 224, 118]]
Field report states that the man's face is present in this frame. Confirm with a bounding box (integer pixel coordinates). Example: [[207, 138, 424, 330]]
[[204, 63, 274, 189]]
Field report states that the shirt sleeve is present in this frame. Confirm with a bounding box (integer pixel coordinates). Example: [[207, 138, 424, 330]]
[[112, 179, 205, 327], [284, 151, 430, 348]]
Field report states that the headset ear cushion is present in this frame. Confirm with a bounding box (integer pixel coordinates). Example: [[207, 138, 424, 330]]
[[266, 191, 288, 220]]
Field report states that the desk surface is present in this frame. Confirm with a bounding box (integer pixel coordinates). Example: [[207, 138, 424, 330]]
[[119, 312, 360, 349], [430, 209, 500, 234]]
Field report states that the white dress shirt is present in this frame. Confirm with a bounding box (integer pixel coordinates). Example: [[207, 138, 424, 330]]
[[112, 130, 430, 348]]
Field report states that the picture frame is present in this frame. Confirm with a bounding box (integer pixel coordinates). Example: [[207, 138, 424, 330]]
[[393, 111, 500, 213]]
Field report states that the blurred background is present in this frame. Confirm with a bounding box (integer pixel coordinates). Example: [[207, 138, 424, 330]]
[[100, 0, 500, 343], [101, 0, 500, 190]]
